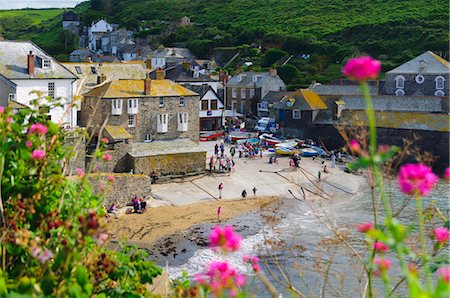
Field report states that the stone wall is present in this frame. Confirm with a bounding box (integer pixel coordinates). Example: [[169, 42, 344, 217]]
[[87, 173, 152, 207], [383, 73, 449, 96], [63, 129, 86, 174], [131, 151, 206, 177]]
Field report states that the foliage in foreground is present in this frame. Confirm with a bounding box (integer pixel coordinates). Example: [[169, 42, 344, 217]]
[[0, 97, 161, 297]]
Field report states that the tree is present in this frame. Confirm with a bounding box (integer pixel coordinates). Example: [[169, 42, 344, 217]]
[[277, 64, 300, 85], [262, 48, 288, 67]]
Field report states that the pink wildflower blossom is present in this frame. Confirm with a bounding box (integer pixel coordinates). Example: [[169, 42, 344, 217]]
[[445, 167, 450, 180], [6, 117, 12, 124], [438, 267, 450, 283], [0, 106, 4, 114], [398, 163, 438, 196], [38, 248, 54, 263], [349, 139, 361, 153], [373, 241, 389, 253], [99, 185, 105, 191], [209, 225, 242, 252], [25, 140, 33, 148], [29, 123, 48, 135], [100, 137, 109, 144], [374, 258, 391, 272], [76, 168, 85, 178], [243, 255, 261, 272], [102, 153, 111, 161], [356, 222, 373, 233], [342, 56, 381, 81], [433, 227, 450, 243], [107, 175, 115, 182], [196, 261, 246, 296], [31, 149, 45, 160]]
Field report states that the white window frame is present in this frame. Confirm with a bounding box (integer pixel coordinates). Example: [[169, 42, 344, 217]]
[[249, 89, 255, 98], [48, 82, 55, 99], [127, 98, 138, 114], [241, 89, 246, 99], [144, 134, 152, 142], [159, 97, 164, 107], [293, 109, 301, 119], [434, 90, 445, 97], [231, 88, 237, 98], [128, 114, 136, 127], [395, 75, 405, 89], [179, 97, 185, 107], [111, 99, 123, 115], [42, 59, 51, 69], [157, 113, 168, 133], [395, 89, 405, 96], [177, 112, 188, 131], [435, 76, 445, 90], [8, 93, 15, 101], [415, 74, 424, 84]]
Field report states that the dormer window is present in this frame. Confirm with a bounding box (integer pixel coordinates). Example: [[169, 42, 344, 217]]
[[395, 75, 405, 89], [237, 75, 242, 82], [42, 59, 51, 69], [395, 89, 405, 96], [435, 76, 445, 90]]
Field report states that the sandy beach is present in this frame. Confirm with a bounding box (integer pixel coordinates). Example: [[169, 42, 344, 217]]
[[107, 196, 278, 245]]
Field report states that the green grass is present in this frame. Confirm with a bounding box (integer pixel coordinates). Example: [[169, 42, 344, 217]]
[[0, 9, 63, 25]]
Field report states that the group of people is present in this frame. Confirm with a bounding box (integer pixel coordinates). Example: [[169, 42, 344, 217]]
[[217, 182, 257, 200], [289, 154, 301, 170], [236, 143, 264, 159], [209, 155, 235, 174]]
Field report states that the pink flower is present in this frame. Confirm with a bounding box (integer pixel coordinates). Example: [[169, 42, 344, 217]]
[[196, 261, 246, 296], [378, 145, 390, 154], [102, 153, 111, 161], [243, 255, 261, 272], [433, 227, 449, 243], [6, 117, 12, 124], [209, 225, 242, 252], [356, 222, 373, 233], [100, 137, 109, 144], [107, 175, 115, 182], [0, 106, 4, 114], [93, 231, 108, 245], [76, 168, 85, 178], [349, 139, 361, 154], [37, 248, 54, 263], [342, 56, 381, 82], [438, 267, 450, 283], [29, 123, 48, 135], [99, 185, 105, 191], [374, 258, 391, 272], [31, 149, 45, 160], [25, 140, 33, 148], [374, 241, 389, 253], [398, 163, 438, 196], [445, 167, 450, 180]]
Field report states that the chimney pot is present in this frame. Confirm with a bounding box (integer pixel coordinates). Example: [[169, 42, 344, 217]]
[[155, 68, 165, 80], [269, 67, 277, 77], [144, 74, 152, 95], [27, 51, 35, 76]]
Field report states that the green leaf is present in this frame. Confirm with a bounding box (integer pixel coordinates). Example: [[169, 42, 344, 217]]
[[75, 265, 89, 287], [67, 283, 82, 298]]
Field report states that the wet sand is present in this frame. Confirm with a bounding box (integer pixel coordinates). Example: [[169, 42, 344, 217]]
[[107, 196, 278, 246]]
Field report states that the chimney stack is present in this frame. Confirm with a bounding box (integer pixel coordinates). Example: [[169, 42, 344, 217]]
[[144, 73, 152, 95], [27, 51, 35, 76], [269, 67, 277, 77], [155, 68, 165, 80], [145, 57, 152, 69], [97, 73, 107, 84]]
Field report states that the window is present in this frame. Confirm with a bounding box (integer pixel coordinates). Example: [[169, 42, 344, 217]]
[[127, 99, 138, 114], [48, 82, 55, 99], [42, 59, 51, 69], [159, 97, 164, 107], [415, 74, 424, 84], [128, 114, 136, 127], [178, 112, 188, 131], [111, 99, 122, 115], [8, 93, 15, 100], [250, 89, 255, 98], [231, 88, 237, 98], [75, 66, 82, 74], [179, 97, 185, 107], [395, 75, 405, 89], [293, 109, 301, 119], [286, 100, 293, 107], [201, 100, 208, 110], [157, 113, 168, 133], [210, 99, 218, 110], [395, 89, 405, 96], [434, 90, 445, 97], [144, 134, 152, 142], [241, 89, 246, 99], [435, 76, 445, 90]]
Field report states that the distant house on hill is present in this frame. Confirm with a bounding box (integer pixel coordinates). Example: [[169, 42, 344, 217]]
[[180, 16, 191, 27], [380, 51, 449, 97], [62, 11, 80, 30], [69, 48, 95, 62], [88, 20, 116, 51], [149, 47, 194, 69]]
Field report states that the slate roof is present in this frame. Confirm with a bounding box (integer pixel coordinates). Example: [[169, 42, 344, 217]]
[[308, 83, 378, 95], [262, 91, 293, 104], [129, 139, 204, 157], [275, 89, 327, 111], [63, 11, 79, 21], [62, 62, 148, 95], [0, 41, 77, 80], [338, 95, 444, 113], [154, 63, 214, 82], [70, 49, 95, 56], [84, 79, 197, 98], [227, 71, 286, 88], [184, 84, 222, 102], [387, 51, 450, 74], [150, 47, 194, 59], [104, 125, 132, 140]]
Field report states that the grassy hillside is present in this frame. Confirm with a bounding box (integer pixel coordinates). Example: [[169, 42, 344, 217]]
[[0, 8, 63, 25]]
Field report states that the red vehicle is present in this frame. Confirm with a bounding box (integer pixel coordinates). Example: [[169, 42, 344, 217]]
[[200, 131, 224, 142]]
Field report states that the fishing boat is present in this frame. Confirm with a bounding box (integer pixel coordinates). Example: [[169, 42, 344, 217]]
[[230, 131, 258, 142], [275, 146, 296, 155], [236, 138, 260, 145], [199, 131, 224, 142], [310, 146, 325, 156], [259, 133, 281, 146], [301, 148, 318, 157]]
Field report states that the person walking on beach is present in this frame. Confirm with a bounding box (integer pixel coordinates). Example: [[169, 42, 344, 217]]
[[331, 153, 336, 168], [217, 206, 221, 222], [214, 144, 219, 158], [241, 189, 247, 199], [218, 182, 224, 199], [230, 146, 236, 158], [220, 143, 225, 158], [252, 187, 257, 196], [318, 170, 321, 181], [209, 156, 214, 172]]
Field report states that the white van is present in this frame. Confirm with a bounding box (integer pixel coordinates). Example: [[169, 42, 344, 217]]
[[254, 117, 276, 132]]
